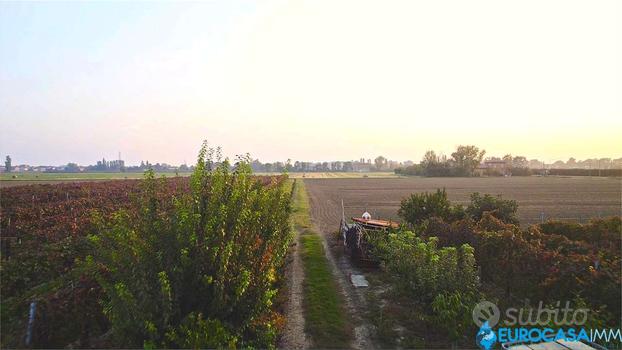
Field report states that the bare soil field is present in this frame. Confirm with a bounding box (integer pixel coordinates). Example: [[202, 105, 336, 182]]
[[305, 176, 621, 230]]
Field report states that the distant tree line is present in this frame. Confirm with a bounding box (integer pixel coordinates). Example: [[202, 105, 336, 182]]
[[395, 145, 487, 177], [395, 146, 622, 177], [250, 157, 401, 173]]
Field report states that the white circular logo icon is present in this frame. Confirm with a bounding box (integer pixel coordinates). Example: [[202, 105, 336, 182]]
[[472, 301, 500, 328]]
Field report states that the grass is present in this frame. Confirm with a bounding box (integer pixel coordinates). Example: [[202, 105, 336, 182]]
[[0, 172, 193, 181], [291, 179, 351, 348]]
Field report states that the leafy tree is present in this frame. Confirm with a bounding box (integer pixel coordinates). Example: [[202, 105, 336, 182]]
[[84, 143, 292, 348], [432, 291, 476, 347], [420, 151, 453, 176], [374, 156, 387, 171], [476, 228, 548, 298], [502, 154, 513, 167], [466, 192, 518, 225], [451, 145, 485, 176], [369, 232, 479, 305], [512, 156, 528, 168], [4, 155, 11, 172], [421, 150, 440, 168], [398, 189, 465, 225], [65, 163, 80, 173], [424, 217, 477, 247]]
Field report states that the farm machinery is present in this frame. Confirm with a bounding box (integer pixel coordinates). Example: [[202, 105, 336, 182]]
[[339, 200, 399, 264]]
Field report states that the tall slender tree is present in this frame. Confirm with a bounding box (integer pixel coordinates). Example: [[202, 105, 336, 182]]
[[4, 155, 11, 172]]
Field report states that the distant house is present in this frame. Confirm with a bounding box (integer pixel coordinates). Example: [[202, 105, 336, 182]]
[[352, 161, 373, 172], [476, 160, 509, 176]]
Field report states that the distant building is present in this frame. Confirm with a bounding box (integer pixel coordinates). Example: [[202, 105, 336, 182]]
[[476, 160, 509, 176], [352, 160, 373, 172]]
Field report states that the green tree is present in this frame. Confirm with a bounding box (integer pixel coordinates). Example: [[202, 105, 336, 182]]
[[466, 192, 518, 225], [84, 143, 292, 348], [451, 145, 485, 176], [420, 151, 452, 176], [4, 155, 11, 172], [398, 189, 465, 225], [421, 150, 440, 168], [65, 163, 80, 173]]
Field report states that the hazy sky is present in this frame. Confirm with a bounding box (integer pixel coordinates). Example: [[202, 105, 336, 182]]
[[1, 0, 620, 165]]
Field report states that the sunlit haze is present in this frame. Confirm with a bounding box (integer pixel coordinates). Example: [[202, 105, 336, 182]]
[[1, 0, 620, 165]]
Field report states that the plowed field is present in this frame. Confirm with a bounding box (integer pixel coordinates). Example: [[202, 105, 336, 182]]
[[305, 176, 621, 231]]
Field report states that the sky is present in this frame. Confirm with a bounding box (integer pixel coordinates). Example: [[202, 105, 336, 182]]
[[0, 0, 620, 166]]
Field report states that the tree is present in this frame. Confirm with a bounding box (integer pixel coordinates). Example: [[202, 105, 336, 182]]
[[374, 156, 387, 171], [420, 151, 453, 176], [85, 144, 292, 348], [502, 154, 513, 167], [421, 150, 440, 168], [65, 163, 80, 173], [512, 156, 528, 168], [4, 155, 11, 172], [342, 161, 354, 172], [451, 145, 485, 176], [398, 189, 465, 225], [466, 192, 518, 225]]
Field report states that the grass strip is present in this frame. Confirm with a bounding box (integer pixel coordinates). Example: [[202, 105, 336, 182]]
[[291, 180, 351, 348]]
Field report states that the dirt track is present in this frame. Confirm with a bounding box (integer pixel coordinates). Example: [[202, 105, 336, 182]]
[[305, 176, 621, 230], [279, 231, 310, 349]]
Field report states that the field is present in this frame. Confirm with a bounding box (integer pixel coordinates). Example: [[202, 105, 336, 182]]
[[304, 175, 621, 348], [0, 172, 194, 186], [281, 172, 397, 179], [0, 171, 396, 187], [304, 176, 621, 230], [0, 169, 291, 348]]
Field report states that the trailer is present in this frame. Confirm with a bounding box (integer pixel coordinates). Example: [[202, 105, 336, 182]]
[[339, 200, 399, 264]]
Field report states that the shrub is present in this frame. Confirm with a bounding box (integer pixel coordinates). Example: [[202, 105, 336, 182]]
[[369, 231, 479, 305], [539, 217, 621, 255], [424, 217, 478, 248], [466, 192, 518, 225], [431, 291, 477, 344], [83, 144, 292, 348], [398, 189, 465, 226]]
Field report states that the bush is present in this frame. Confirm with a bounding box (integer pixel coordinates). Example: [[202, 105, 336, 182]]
[[83, 144, 292, 348], [539, 217, 621, 255], [431, 291, 477, 344], [466, 192, 518, 225], [394, 164, 424, 176], [369, 231, 479, 305], [398, 189, 465, 226], [424, 217, 478, 248]]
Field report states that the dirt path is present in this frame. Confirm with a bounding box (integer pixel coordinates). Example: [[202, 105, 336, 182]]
[[280, 230, 310, 349], [305, 179, 376, 350]]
